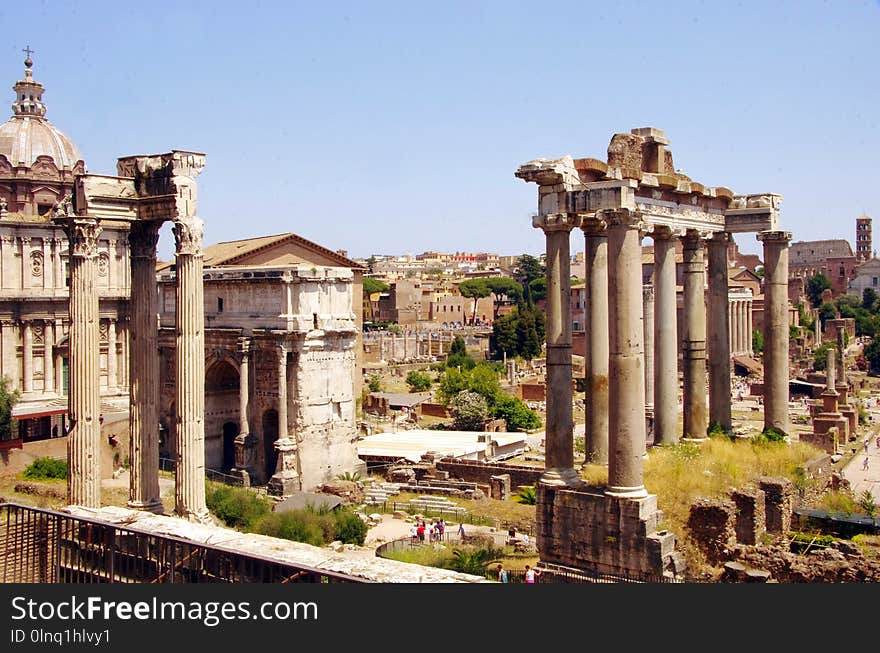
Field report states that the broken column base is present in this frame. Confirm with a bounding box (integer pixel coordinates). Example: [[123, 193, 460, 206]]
[[268, 472, 302, 497], [536, 484, 685, 581]]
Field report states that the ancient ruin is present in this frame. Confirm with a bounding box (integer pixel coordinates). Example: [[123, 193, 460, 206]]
[[517, 127, 791, 578]]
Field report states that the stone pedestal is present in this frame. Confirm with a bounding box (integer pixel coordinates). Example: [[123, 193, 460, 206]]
[[682, 230, 708, 441], [268, 437, 302, 497], [758, 231, 792, 434], [173, 218, 210, 523], [583, 219, 609, 463], [127, 222, 163, 513], [652, 228, 679, 446], [534, 213, 580, 487]]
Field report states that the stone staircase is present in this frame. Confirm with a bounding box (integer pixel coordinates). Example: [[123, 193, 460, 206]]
[[364, 482, 403, 505]]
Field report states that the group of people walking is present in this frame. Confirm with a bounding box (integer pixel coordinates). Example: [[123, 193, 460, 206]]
[[410, 518, 446, 544]]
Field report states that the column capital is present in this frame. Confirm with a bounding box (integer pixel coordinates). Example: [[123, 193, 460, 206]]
[[172, 217, 204, 256], [600, 208, 644, 231], [579, 214, 607, 236], [757, 230, 792, 244], [532, 212, 581, 233], [682, 228, 711, 249], [238, 337, 251, 357], [649, 225, 685, 241], [129, 221, 162, 259], [706, 231, 731, 246], [61, 218, 102, 259], [643, 283, 655, 302]]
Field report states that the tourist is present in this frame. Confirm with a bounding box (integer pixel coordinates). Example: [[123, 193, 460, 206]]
[[417, 521, 425, 543], [410, 523, 418, 544], [863, 456, 870, 471], [524, 565, 541, 584], [458, 522, 465, 538], [497, 564, 508, 583], [437, 519, 445, 541]]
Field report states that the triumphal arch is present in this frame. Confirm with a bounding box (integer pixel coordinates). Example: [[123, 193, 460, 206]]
[[517, 127, 790, 578]]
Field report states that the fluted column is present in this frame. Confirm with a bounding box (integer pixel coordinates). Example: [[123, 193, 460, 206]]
[[240, 344, 251, 437], [63, 218, 102, 507], [268, 342, 301, 495], [44, 321, 54, 395], [52, 238, 64, 291], [652, 227, 679, 446], [758, 230, 792, 434], [173, 218, 209, 521], [605, 210, 647, 498], [643, 284, 655, 412], [127, 221, 162, 512], [582, 218, 609, 464], [739, 301, 747, 356], [107, 319, 117, 390], [728, 303, 735, 354], [682, 230, 708, 441], [20, 237, 30, 290], [22, 321, 33, 394], [747, 299, 753, 355], [534, 213, 580, 486], [707, 232, 731, 432], [1, 320, 18, 389]]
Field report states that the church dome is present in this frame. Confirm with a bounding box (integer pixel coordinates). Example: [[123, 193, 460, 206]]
[[0, 53, 83, 170]]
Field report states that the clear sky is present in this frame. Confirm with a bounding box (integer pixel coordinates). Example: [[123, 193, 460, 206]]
[[1, 1, 878, 262]]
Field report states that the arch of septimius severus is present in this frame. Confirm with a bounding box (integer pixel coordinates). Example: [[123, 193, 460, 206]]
[[517, 127, 789, 578]]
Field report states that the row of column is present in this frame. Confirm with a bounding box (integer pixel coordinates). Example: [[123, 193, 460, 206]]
[[536, 210, 791, 497], [0, 234, 129, 290], [729, 297, 754, 356], [377, 332, 447, 360], [0, 318, 126, 394], [64, 215, 209, 522]]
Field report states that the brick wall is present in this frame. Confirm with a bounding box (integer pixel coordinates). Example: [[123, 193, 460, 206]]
[[687, 499, 737, 563], [435, 459, 544, 488], [731, 488, 766, 545]]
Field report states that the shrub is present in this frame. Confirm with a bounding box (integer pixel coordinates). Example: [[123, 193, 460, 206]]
[[367, 374, 382, 393], [515, 485, 537, 505], [759, 427, 787, 443], [451, 391, 489, 431], [494, 394, 541, 431], [22, 457, 68, 480], [254, 510, 327, 546], [443, 546, 503, 576], [205, 483, 272, 529], [405, 370, 432, 392], [334, 511, 369, 545]]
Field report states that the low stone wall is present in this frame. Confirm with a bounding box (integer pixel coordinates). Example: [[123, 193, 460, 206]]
[[436, 459, 543, 489], [759, 477, 794, 534], [687, 499, 736, 564], [731, 488, 766, 546], [536, 485, 682, 579], [419, 403, 451, 418]]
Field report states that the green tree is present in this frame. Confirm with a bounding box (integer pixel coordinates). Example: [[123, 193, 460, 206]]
[[0, 375, 20, 440], [863, 288, 880, 312], [444, 547, 502, 576], [459, 279, 492, 325], [812, 342, 835, 371], [483, 277, 523, 319], [528, 277, 547, 303], [469, 364, 503, 410], [492, 312, 518, 357], [405, 370, 432, 392], [865, 339, 880, 374], [437, 367, 471, 405], [367, 374, 382, 393], [818, 302, 838, 323], [806, 273, 832, 308], [518, 306, 544, 360], [494, 394, 541, 431], [514, 254, 544, 286], [451, 391, 489, 431], [752, 329, 764, 355]]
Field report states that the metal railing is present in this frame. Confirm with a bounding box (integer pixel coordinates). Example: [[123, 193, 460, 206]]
[[158, 458, 245, 487], [0, 502, 371, 584]]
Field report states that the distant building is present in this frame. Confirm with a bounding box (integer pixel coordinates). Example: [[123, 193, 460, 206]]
[[856, 215, 872, 262], [847, 257, 880, 298], [788, 239, 857, 297]]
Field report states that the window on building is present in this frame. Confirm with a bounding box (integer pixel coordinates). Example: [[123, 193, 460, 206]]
[[37, 204, 53, 216], [217, 297, 224, 313]]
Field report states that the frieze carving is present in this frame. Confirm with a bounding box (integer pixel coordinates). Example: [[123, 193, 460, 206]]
[[97, 253, 109, 277], [100, 321, 109, 343], [33, 325, 44, 345], [129, 221, 161, 259], [53, 192, 75, 218], [66, 219, 102, 258], [172, 218, 203, 256], [30, 251, 43, 277]]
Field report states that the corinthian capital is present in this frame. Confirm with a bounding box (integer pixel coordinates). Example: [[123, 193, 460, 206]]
[[532, 212, 581, 233], [172, 218, 204, 256], [129, 221, 162, 259], [66, 219, 102, 258], [600, 208, 645, 233]]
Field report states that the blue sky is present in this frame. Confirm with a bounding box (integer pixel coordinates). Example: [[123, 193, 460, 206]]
[[1, 1, 878, 261]]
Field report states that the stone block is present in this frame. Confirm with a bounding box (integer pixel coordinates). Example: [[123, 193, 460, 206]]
[[687, 498, 736, 563], [758, 477, 793, 534], [731, 487, 766, 545]]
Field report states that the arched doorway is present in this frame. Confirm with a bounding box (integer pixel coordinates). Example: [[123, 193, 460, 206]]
[[222, 422, 238, 471], [263, 409, 279, 482]]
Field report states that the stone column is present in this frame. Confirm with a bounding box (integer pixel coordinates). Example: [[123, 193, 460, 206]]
[[653, 227, 679, 446], [127, 221, 162, 512], [42, 237, 52, 289], [106, 240, 115, 291], [0, 236, 12, 289], [747, 300, 753, 355], [682, 230, 708, 441], [268, 343, 301, 496], [728, 302, 736, 354], [643, 284, 655, 411], [1, 320, 18, 389], [63, 218, 102, 507], [582, 219, 609, 464], [605, 210, 647, 498], [54, 319, 64, 395], [707, 233, 731, 432], [172, 218, 210, 521], [427, 331, 432, 357], [379, 334, 385, 362], [107, 319, 117, 390], [44, 321, 54, 395], [740, 301, 748, 356], [22, 321, 33, 394], [534, 213, 580, 486], [758, 231, 792, 434], [53, 238, 64, 291], [232, 339, 257, 485], [20, 237, 30, 290]]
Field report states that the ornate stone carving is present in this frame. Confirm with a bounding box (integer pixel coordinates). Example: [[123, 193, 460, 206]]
[[30, 251, 43, 277], [600, 208, 645, 233], [532, 212, 581, 233], [172, 218, 203, 256], [33, 325, 44, 345], [129, 221, 161, 259], [67, 219, 101, 258], [97, 253, 109, 277], [0, 197, 7, 219], [53, 192, 74, 218], [100, 321, 109, 343]]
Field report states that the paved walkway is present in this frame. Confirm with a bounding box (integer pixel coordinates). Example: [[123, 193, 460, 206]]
[[841, 409, 880, 505]]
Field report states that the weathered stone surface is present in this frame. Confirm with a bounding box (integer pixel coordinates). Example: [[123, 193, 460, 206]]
[[731, 487, 766, 545], [758, 477, 794, 535], [687, 498, 736, 564]]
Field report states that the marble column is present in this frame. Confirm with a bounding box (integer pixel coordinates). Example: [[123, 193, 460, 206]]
[[22, 321, 33, 394], [739, 301, 747, 356], [232, 339, 257, 485], [106, 240, 115, 291], [54, 318, 64, 395], [605, 210, 647, 498], [747, 300, 753, 355], [758, 231, 792, 434], [0, 236, 12, 288], [728, 303, 735, 354], [63, 218, 102, 507], [20, 237, 30, 290], [107, 319, 117, 390], [707, 233, 731, 431], [127, 221, 162, 512], [652, 227, 679, 446], [682, 230, 708, 441], [172, 218, 210, 521], [643, 284, 655, 412], [44, 321, 54, 395], [582, 218, 609, 464], [268, 343, 301, 495], [534, 213, 580, 486], [1, 320, 18, 389], [42, 237, 52, 289]]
